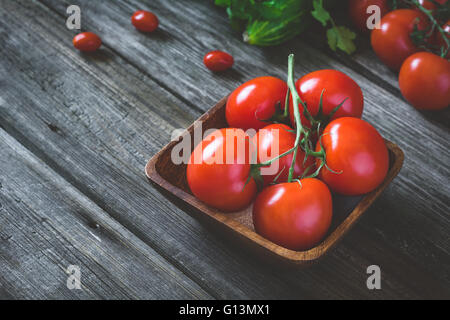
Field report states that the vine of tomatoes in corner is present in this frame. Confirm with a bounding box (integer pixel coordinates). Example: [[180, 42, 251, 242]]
[[350, 0, 449, 111]]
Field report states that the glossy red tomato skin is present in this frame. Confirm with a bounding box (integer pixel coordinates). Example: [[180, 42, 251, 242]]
[[203, 51, 234, 72], [371, 9, 429, 70], [317, 118, 389, 196], [73, 32, 102, 52], [253, 179, 333, 251], [187, 128, 256, 212], [226, 77, 288, 131], [253, 124, 314, 185], [289, 70, 364, 129], [348, 0, 391, 33], [399, 52, 450, 111], [131, 10, 159, 32]]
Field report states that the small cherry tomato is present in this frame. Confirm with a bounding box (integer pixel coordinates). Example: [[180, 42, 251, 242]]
[[131, 10, 159, 32], [203, 50, 234, 72], [289, 70, 364, 130], [187, 128, 256, 212], [253, 179, 333, 251], [252, 124, 314, 185], [226, 77, 288, 131], [371, 9, 429, 70], [399, 52, 450, 111], [348, 0, 391, 33], [73, 32, 102, 52], [317, 117, 389, 196]]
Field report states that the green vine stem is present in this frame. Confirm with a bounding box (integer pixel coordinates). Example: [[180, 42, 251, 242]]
[[251, 56, 304, 173], [409, 0, 450, 58], [250, 54, 342, 186], [248, 54, 307, 185], [256, 145, 296, 168], [285, 54, 338, 182], [286, 54, 307, 183]]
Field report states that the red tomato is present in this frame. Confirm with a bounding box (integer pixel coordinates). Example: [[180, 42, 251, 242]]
[[399, 52, 450, 111], [131, 10, 159, 32], [317, 118, 389, 196], [253, 179, 333, 251], [226, 77, 288, 131], [187, 128, 256, 212], [371, 9, 429, 70], [289, 70, 364, 130], [73, 32, 102, 52], [203, 51, 234, 72], [348, 0, 391, 33], [252, 124, 314, 185]]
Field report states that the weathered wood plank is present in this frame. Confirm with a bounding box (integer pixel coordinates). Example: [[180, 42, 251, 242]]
[[0, 128, 210, 299], [39, 0, 448, 123], [1, 0, 448, 299], [39, 0, 450, 290], [1, 0, 317, 299]]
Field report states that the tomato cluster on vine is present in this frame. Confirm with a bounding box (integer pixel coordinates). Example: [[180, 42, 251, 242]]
[[349, 0, 449, 111], [187, 54, 390, 251]]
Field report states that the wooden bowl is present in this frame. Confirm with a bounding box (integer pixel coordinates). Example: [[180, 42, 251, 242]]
[[145, 97, 404, 265]]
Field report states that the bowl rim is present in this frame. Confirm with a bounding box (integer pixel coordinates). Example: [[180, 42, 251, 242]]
[[145, 97, 405, 263]]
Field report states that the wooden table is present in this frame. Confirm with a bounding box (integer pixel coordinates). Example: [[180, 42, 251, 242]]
[[1, 0, 449, 300]]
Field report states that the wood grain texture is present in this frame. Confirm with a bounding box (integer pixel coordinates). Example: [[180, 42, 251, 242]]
[[0, 128, 210, 299], [0, 0, 328, 299], [39, 0, 450, 124], [40, 0, 450, 291], [0, 0, 448, 299]]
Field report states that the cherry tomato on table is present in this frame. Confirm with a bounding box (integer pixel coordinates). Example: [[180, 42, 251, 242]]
[[371, 9, 429, 70], [399, 52, 450, 111], [348, 0, 391, 33], [73, 32, 102, 52], [289, 70, 364, 130], [252, 124, 314, 185], [203, 50, 234, 72], [226, 77, 288, 131], [131, 10, 159, 32], [253, 179, 333, 251], [187, 128, 257, 212], [317, 117, 389, 196]]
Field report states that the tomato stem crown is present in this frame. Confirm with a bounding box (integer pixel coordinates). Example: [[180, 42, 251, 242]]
[[248, 54, 347, 187]]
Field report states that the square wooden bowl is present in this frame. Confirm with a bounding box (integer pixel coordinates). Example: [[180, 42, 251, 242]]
[[145, 97, 404, 265]]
